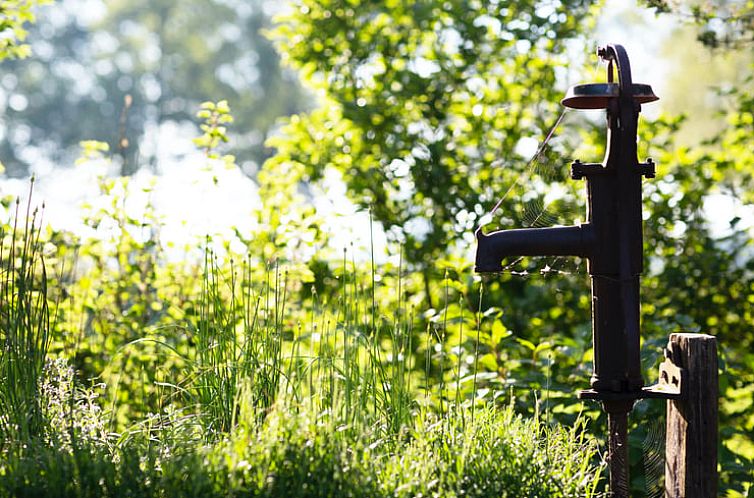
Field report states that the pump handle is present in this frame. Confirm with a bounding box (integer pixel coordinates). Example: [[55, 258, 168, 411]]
[[597, 45, 633, 98]]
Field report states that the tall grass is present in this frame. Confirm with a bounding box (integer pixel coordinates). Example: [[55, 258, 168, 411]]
[[0, 202, 605, 497], [0, 190, 51, 443], [166, 242, 425, 443]]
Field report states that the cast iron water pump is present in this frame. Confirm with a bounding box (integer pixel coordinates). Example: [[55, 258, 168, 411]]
[[475, 45, 666, 496]]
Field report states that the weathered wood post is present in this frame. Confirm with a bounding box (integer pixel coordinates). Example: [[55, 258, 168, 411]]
[[665, 333, 718, 498]]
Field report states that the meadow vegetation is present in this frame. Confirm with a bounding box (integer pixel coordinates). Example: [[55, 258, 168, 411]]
[[0, 155, 605, 496]]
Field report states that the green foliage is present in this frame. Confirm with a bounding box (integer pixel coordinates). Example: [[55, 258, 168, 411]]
[[0, 0, 49, 174], [4, 4, 754, 491], [75, 140, 110, 165], [640, 0, 754, 48], [0, 174, 605, 497], [636, 107, 754, 494], [0, 404, 603, 498], [265, 3, 754, 493], [269, 0, 600, 274], [193, 100, 239, 183], [0, 0, 307, 176], [194, 100, 234, 160], [0, 0, 49, 60], [50, 141, 195, 427], [0, 192, 51, 442]]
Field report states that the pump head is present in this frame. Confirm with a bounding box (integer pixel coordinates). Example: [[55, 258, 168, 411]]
[[561, 83, 658, 109], [561, 45, 658, 110], [474, 44, 660, 397]]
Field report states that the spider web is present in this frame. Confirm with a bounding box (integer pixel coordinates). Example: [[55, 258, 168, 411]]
[[477, 108, 590, 279]]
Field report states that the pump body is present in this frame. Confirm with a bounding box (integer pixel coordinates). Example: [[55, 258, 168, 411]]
[[475, 44, 657, 396]]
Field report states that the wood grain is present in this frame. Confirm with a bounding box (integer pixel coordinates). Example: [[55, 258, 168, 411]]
[[665, 333, 718, 498]]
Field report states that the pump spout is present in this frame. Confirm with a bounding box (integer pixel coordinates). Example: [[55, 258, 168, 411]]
[[474, 224, 593, 273]]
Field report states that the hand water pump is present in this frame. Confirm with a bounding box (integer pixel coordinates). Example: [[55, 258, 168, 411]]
[[475, 45, 670, 497]]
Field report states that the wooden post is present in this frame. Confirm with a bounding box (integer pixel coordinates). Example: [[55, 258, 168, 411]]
[[665, 333, 718, 498]]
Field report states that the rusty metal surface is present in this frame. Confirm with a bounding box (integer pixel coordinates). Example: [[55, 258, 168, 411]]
[[561, 82, 658, 109], [605, 402, 633, 498], [475, 43, 658, 396], [579, 358, 684, 401]]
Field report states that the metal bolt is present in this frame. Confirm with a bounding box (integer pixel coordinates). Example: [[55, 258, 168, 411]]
[[571, 159, 583, 180], [644, 157, 656, 178]]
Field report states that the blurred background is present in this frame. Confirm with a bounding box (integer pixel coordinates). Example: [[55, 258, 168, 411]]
[[1, 0, 752, 246]]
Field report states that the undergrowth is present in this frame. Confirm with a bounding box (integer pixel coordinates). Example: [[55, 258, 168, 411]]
[[1, 402, 601, 498], [0, 191, 606, 497]]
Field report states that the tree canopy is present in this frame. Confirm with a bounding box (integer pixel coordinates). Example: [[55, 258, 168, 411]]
[[0, 0, 49, 60], [0, 0, 307, 176], [642, 0, 754, 48], [270, 0, 600, 276]]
